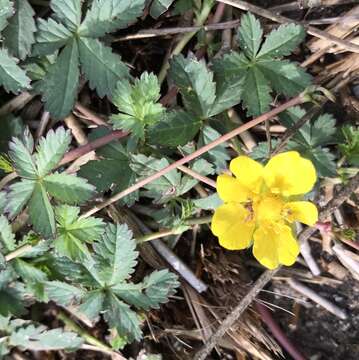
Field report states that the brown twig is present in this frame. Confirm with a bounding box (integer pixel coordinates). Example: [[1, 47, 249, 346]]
[[270, 0, 357, 13], [216, 0, 359, 53], [0, 92, 34, 117], [82, 94, 305, 218]]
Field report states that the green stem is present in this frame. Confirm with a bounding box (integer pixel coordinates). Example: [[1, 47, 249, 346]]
[[58, 311, 113, 353], [136, 215, 212, 243], [158, 0, 215, 85]]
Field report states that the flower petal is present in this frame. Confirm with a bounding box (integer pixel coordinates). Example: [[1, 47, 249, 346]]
[[216, 174, 251, 203], [263, 151, 317, 196], [230, 156, 264, 193], [253, 224, 299, 269], [212, 203, 255, 250], [285, 201, 318, 226]]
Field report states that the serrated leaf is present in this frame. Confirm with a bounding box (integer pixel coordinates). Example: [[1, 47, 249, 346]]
[[45, 280, 84, 306], [35, 127, 71, 177], [242, 66, 272, 116], [257, 59, 311, 96], [339, 126, 359, 166], [51, 0, 82, 32], [0, 49, 31, 94], [148, 110, 201, 147], [130, 154, 182, 202], [78, 37, 130, 98], [3, 0, 36, 60], [150, 0, 175, 18], [39, 39, 80, 119], [44, 172, 95, 204], [0, 0, 13, 33], [79, 0, 145, 38], [8, 137, 36, 178], [310, 113, 337, 147], [54, 205, 105, 261], [13, 258, 48, 283], [169, 55, 216, 118], [110, 72, 164, 139], [258, 23, 305, 58], [33, 18, 73, 56], [5, 179, 35, 218], [237, 13, 263, 59], [93, 224, 138, 286], [10, 325, 83, 351], [113, 269, 179, 310], [0, 215, 15, 252], [103, 291, 142, 342], [79, 290, 104, 321], [28, 182, 55, 238], [193, 193, 223, 210]]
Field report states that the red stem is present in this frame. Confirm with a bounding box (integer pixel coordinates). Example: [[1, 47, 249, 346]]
[[255, 303, 307, 360]]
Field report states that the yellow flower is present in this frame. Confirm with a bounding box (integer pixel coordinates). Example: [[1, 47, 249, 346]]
[[212, 151, 318, 269]]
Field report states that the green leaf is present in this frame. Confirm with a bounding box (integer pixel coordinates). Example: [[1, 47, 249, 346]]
[[150, 0, 175, 18], [193, 193, 223, 210], [8, 137, 37, 178], [310, 113, 337, 147], [198, 125, 230, 172], [339, 126, 359, 166], [103, 291, 142, 342], [93, 224, 138, 286], [28, 182, 55, 238], [32, 18, 73, 56], [51, 0, 82, 32], [169, 55, 216, 118], [39, 39, 80, 119], [78, 37, 130, 98], [257, 59, 311, 96], [44, 172, 95, 204], [113, 269, 179, 310], [0, 215, 15, 252], [0, 0, 13, 33], [0, 192, 6, 213], [130, 154, 182, 202], [5, 179, 35, 218], [79, 0, 145, 38], [257, 23, 305, 58], [242, 66, 272, 116], [78, 290, 104, 321], [9, 325, 83, 351], [148, 110, 201, 147], [0, 49, 31, 93], [35, 127, 71, 177], [54, 205, 105, 261], [237, 13, 263, 59], [13, 258, 48, 284], [3, 0, 36, 60], [110, 72, 164, 139], [45, 280, 84, 306]]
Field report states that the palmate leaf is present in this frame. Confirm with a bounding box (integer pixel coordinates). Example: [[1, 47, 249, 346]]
[[54, 205, 105, 261], [5, 179, 35, 218], [10, 325, 83, 351], [3, 0, 36, 60], [237, 12, 262, 59], [0, 49, 31, 94], [79, 0, 145, 38], [39, 39, 80, 120], [35, 127, 71, 177], [78, 37, 130, 98], [0, 0, 13, 33], [93, 224, 138, 286], [113, 269, 179, 311], [43, 172, 96, 204], [110, 72, 164, 139], [8, 137, 37, 178]]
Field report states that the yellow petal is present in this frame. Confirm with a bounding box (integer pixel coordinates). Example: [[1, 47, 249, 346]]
[[229, 156, 264, 193], [216, 174, 251, 203], [263, 151, 317, 196], [212, 203, 255, 250], [256, 195, 285, 223], [285, 201, 318, 226], [253, 224, 299, 269]]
